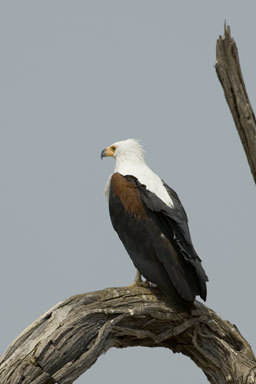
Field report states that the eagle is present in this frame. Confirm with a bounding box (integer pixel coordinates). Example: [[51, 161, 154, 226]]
[[101, 138, 208, 303]]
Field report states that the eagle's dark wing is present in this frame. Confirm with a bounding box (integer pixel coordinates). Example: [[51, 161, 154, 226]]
[[162, 180, 188, 221], [109, 173, 208, 302], [140, 178, 208, 298]]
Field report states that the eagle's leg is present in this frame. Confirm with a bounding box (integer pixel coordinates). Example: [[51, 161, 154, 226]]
[[134, 270, 142, 283], [131, 270, 150, 287]]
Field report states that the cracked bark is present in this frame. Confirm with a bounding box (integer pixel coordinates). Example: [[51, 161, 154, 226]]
[[0, 286, 256, 384], [1, 25, 256, 384], [216, 24, 256, 184]]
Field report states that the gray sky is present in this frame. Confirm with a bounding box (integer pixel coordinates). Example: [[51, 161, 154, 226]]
[[1, 1, 256, 382]]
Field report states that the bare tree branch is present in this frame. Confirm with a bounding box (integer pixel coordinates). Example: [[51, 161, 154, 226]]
[[0, 286, 256, 384], [216, 24, 256, 184]]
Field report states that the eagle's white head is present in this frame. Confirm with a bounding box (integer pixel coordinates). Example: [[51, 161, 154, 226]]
[[101, 138, 174, 207], [101, 138, 145, 162]]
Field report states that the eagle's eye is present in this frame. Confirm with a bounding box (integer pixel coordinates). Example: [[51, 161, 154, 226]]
[[110, 145, 116, 152]]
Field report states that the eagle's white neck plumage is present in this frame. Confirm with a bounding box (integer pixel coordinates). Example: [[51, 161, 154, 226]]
[[105, 139, 173, 208]]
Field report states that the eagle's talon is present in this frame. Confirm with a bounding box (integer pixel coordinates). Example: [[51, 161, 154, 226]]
[[130, 280, 150, 288], [130, 271, 150, 288]]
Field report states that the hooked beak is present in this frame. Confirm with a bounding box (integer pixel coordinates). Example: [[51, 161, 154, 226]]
[[101, 148, 107, 159], [100, 146, 115, 159]]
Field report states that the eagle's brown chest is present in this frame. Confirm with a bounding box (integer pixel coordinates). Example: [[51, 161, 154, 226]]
[[110, 173, 147, 220]]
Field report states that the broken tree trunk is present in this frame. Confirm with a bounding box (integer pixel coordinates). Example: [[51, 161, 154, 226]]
[[216, 24, 256, 184]]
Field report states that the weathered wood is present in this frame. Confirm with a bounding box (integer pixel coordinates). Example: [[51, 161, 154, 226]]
[[216, 24, 256, 184], [0, 285, 255, 384]]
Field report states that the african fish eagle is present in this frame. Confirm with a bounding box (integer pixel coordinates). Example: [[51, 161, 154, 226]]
[[101, 138, 208, 303]]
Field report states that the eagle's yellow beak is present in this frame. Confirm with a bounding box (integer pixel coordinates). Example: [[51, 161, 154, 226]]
[[100, 146, 115, 159]]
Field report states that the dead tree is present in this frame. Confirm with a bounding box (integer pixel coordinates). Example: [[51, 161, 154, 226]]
[[0, 25, 256, 384], [215, 24, 256, 183]]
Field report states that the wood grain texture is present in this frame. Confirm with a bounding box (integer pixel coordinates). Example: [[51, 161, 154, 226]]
[[216, 24, 256, 184], [0, 285, 255, 384]]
